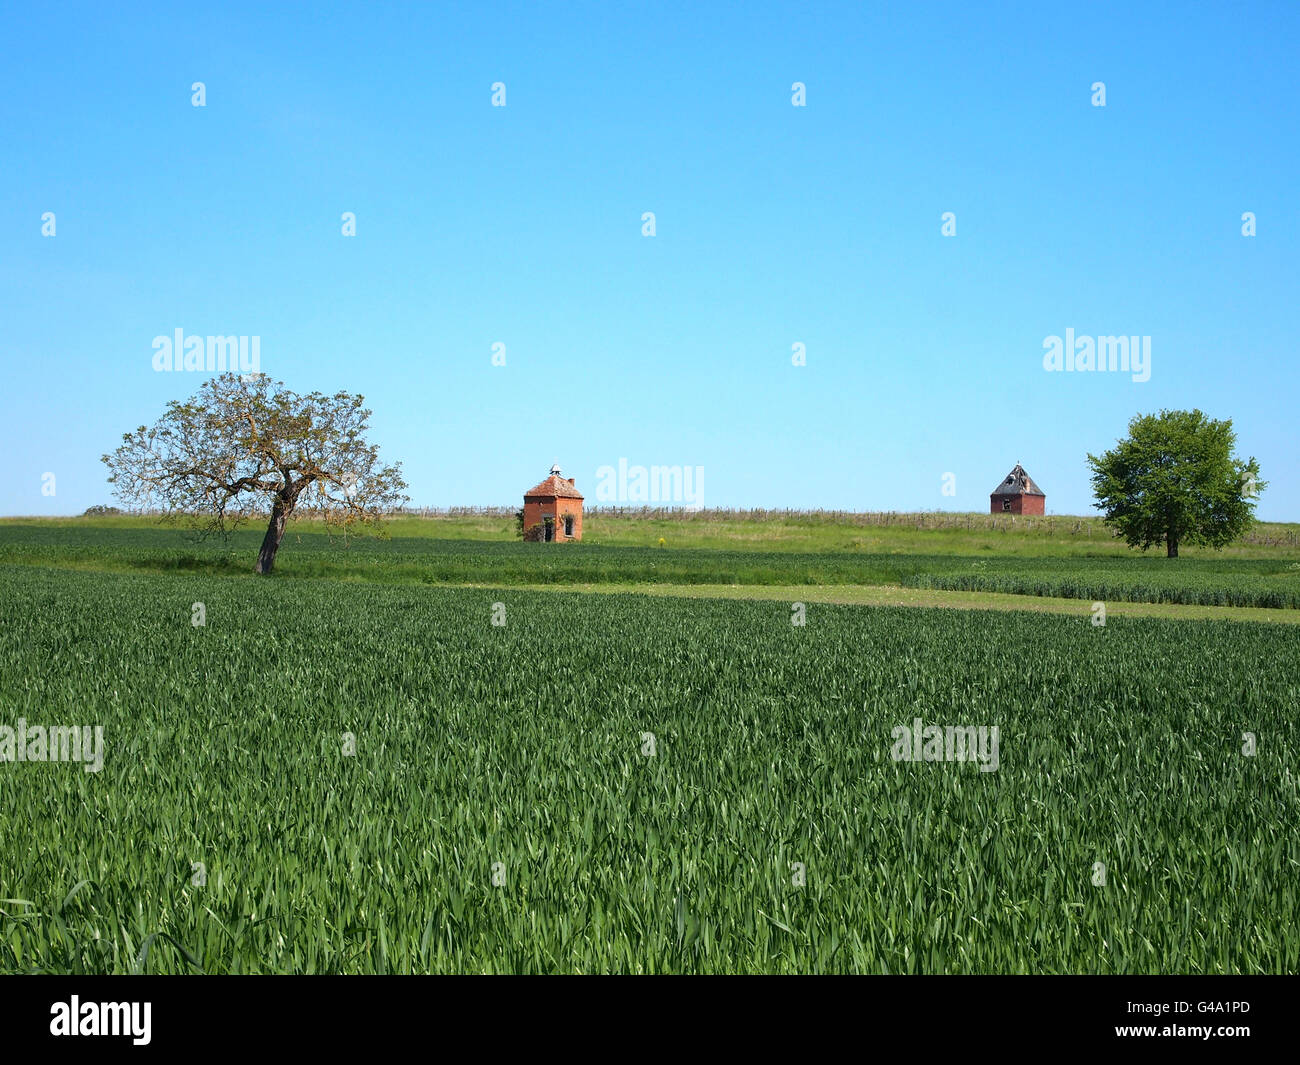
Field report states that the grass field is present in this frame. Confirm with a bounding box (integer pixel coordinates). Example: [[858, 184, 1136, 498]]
[[1, 514, 1297, 973], [3, 520, 1299, 608], [20, 509, 1300, 556]]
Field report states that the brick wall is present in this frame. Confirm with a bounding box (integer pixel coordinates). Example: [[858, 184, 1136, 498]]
[[522, 496, 583, 540], [989, 494, 1046, 515]]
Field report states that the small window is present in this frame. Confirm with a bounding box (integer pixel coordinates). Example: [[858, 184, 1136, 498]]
[[563, 515, 574, 537], [1002, 500, 1012, 512]]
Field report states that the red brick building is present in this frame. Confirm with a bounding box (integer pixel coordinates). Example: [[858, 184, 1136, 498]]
[[990, 463, 1046, 515], [523, 464, 584, 542]]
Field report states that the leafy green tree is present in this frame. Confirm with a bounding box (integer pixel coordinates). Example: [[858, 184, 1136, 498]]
[[1087, 409, 1263, 557], [103, 374, 408, 574]]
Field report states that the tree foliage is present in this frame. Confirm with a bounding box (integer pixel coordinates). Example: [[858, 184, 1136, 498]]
[[103, 374, 408, 573], [1087, 409, 1262, 557]]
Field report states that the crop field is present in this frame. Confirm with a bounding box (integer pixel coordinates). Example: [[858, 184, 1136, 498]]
[[1, 560, 1298, 974], [38, 510, 1300, 555], [908, 559, 1300, 609], [3, 522, 1300, 608]]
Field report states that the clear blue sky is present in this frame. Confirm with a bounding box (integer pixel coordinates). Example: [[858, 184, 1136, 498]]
[[2, 1, 1296, 518]]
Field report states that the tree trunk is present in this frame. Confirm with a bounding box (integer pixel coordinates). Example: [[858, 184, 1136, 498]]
[[1166, 531, 1179, 558], [256, 498, 290, 574]]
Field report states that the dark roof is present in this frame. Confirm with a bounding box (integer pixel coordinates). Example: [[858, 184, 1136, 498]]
[[990, 463, 1045, 497], [524, 474, 583, 500]]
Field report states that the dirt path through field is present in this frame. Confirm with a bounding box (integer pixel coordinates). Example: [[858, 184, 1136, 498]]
[[472, 581, 1300, 625]]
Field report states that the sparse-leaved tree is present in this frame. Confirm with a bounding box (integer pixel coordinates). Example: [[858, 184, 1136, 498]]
[[103, 373, 408, 573]]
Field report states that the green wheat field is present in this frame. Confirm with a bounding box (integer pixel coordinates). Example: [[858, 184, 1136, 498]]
[[1, 516, 1297, 973]]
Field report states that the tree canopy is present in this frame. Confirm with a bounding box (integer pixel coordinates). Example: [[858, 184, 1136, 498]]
[[1087, 409, 1262, 557], [103, 374, 408, 573]]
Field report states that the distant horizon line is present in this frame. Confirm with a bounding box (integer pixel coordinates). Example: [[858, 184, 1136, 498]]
[[6, 507, 1299, 526]]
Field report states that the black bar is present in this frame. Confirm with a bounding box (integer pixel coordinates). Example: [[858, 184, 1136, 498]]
[[2, 975, 1291, 1053]]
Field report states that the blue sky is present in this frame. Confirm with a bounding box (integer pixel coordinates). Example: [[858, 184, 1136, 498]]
[[2, 1, 1296, 518]]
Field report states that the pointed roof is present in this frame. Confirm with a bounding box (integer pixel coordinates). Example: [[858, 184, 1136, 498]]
[[990, 463, 1045, 497], [524, 472, 583, 500]]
